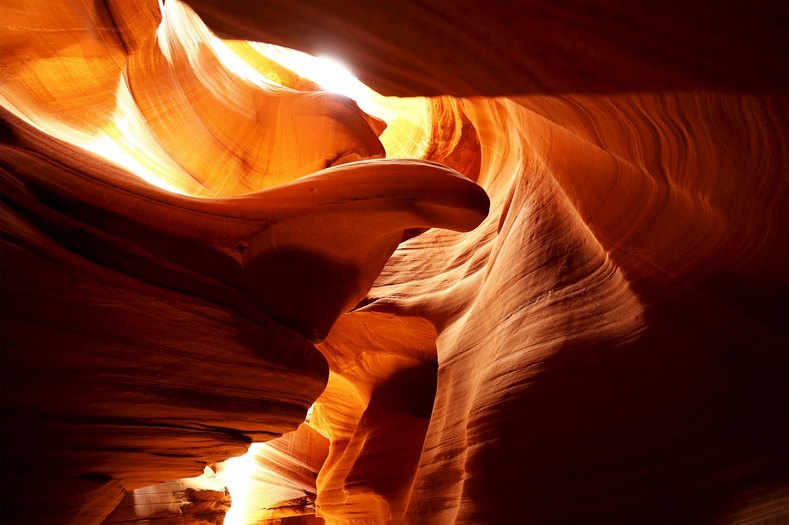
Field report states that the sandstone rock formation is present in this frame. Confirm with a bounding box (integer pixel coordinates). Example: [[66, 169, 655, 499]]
[[104, 467, 231, 524], [1, 1, 786, 524], [217, 423, 328, 523]]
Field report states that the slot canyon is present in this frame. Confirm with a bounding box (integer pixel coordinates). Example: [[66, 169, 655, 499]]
[[1, 1, 787, 523]]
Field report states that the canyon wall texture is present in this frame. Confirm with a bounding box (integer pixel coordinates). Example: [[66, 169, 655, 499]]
[[1, 1, 787, 524]]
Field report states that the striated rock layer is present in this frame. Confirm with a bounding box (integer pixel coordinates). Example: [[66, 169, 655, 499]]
[[103, 467, 231, 524], [1, 1, 787, 524], [376, 94, 787, 524], [0, 103, 487, 522], [185, 2, 787, 524]]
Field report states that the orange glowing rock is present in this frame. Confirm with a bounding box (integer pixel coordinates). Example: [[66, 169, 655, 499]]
[[0, 102, 487, 522], [311, 313, 438, 523], [1, 1, 787, 524], [103, 467, 230, 524], [217, 423, 329, 524]]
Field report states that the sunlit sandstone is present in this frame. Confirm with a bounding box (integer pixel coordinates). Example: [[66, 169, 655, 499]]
[[0, 1, 786, 524]]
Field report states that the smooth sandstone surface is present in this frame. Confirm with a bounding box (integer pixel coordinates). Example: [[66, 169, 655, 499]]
[[185, 0, 788, 96], [1, 0, 787, 524]]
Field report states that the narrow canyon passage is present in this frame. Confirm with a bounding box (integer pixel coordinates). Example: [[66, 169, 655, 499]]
[[1, 1, 787, 524]]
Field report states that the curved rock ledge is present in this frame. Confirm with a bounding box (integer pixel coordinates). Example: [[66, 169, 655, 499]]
[[1, 1, 786, 524]]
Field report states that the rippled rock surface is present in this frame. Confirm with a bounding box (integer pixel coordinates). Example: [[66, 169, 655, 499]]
[[1, 1, 786, 524]]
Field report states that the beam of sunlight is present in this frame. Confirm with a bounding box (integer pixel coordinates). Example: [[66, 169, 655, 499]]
[[243, 42, 432, 158], [219, 445, 260, 525]]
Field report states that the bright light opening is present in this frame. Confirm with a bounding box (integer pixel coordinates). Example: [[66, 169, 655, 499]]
[[243, 43, 432, 158], [219, 445, 261, 525], [247, 43, 393, 120], [309, 56, 362, 96]]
